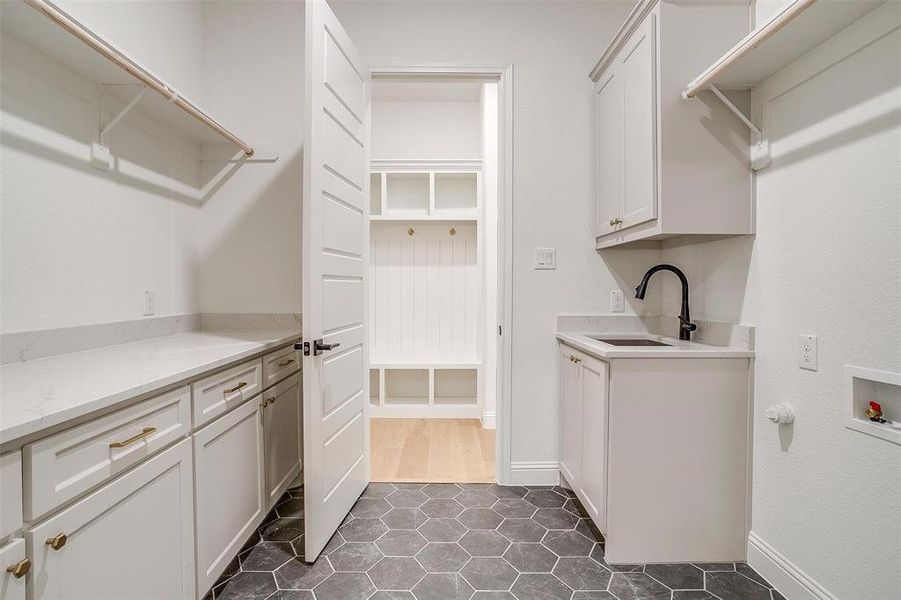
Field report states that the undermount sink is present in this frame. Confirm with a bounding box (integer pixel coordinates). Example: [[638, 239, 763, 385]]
[[587, 336, 671, 347]]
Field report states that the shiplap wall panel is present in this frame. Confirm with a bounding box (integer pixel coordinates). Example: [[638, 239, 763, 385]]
[[371, 223, 477, 360]]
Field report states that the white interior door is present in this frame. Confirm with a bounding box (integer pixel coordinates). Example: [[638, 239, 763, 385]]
[[303, 0, 370, 562]]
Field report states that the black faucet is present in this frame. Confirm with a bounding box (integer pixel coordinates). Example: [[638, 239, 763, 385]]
[[634, 264, 698, 341]]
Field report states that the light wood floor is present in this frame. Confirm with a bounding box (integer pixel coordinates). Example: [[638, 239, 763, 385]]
[[370, 418, 495, 483]]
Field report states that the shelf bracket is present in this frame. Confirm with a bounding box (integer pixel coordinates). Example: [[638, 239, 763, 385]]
[[91, 84, 148, 170], [99, 84, 148, 139], [708, 84, 760, 136]]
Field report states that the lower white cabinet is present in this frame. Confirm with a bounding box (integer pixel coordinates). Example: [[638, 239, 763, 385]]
[[262, 372, 302, 509], [559, 347, 608, 531], [27, 439, 195, 600], [559, 346, 582, 489], [0, 538, 28, 600], [193, 397, 265, 597]]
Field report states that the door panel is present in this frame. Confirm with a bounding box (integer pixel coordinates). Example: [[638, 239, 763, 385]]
[[303, 0, 370, 562], [579, 354, 608, 533], [559, 346, 582, 489], [620, 12, 657, 229], [595, 67, 622, 236]]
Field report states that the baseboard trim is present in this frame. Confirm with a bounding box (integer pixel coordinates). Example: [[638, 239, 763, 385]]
[[747, 532, 837, 600], [481, 411, 496, 430], [509, 461, 559, 486]]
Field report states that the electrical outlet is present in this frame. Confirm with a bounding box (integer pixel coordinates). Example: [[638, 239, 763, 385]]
[[798, 334, 817, 371], [534, 248, 556, 270], [144, 290, 155, 316], [610, 290, 625, 313]]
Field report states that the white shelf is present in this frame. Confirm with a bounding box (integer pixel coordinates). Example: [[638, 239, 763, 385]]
[[370, 357, 481, 370], [370, 213, 477, 223], [684, 0, 884, 96], [2, 0, 253, 153]]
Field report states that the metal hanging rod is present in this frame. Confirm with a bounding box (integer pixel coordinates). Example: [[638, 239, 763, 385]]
[[23, 0, 254, 156]]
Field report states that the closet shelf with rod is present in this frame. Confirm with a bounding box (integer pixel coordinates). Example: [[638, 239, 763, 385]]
[[1, 0, 273, 165], [682, 0, 884, 135]]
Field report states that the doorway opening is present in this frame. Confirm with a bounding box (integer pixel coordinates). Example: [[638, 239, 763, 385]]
[[367, 71, 506, 483]]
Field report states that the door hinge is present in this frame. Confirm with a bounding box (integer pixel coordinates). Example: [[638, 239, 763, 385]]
[[498, 325, 503, 335]]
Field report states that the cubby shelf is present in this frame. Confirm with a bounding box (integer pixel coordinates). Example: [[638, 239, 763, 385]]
[[369, 364, 481, 419], [369, 160, 481, 221]]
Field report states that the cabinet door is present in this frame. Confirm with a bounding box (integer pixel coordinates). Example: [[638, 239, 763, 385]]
[[263, 372, 302, 508], [0, 538, 27, 600], [595, 65, 623, 237], [578, 354, 609, 533], [194, 398, 265, 596], [559, 346, 582, 489], [28, 440, 195, 600], [620, 11, 657, 229]]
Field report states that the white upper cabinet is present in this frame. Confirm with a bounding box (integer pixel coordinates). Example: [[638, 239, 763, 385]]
[[591, 0, 752, 249]]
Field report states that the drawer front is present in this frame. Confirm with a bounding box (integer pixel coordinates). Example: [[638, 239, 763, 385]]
[[1, 452, 23, 539], [262, 345, 301, 389], [192, 359, 263, 427], [27, 439, 195, 600], [24, 387, 191, 521], [0, 538, 27, 600]]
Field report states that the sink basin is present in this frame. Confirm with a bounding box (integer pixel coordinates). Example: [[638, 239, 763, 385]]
[[587, 336, 671, 347]]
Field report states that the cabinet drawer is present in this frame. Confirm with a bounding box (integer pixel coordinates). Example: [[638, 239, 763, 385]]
[[1, 452, 23, 539], [27, 439, 195, 600], [192, 358, 262, 427], [263, 345, 301, 389], [24, 386, 191, 521], [0, 538, 27, 600]]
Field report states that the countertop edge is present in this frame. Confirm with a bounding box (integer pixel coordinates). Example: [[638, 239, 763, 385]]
[[0, 330, 302, 447], [556, 332, 755, 360]]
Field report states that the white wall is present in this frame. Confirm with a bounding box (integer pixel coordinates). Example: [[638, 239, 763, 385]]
[[372, 100, 481, 159], [197, 1, 304, 315], [331, 0, 662, 468], [661, 9, 901, 598], [0, 1, 204, 333]]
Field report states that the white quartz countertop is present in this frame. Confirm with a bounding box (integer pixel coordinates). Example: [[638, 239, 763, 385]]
[[0, 329, 301, 446], [556, 332, 754, 359]]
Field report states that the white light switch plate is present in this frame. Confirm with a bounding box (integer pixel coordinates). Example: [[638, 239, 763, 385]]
[[798, 334, 817, 371], [534, 248, 556, 270], [610, 290, 625, 313]]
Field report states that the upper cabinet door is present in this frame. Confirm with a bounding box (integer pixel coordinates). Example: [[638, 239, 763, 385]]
[[619, 12, 657, 229], [303, 0, 371, 562], [594, 66, 623, 237]]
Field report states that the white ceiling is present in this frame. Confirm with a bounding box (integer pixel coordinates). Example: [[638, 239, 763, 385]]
[[371, 80, 483, 102]]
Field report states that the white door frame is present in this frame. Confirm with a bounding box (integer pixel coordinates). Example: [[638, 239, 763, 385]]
[[368, 63, 515, 484]]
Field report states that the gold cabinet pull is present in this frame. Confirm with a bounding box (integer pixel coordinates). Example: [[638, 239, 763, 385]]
[[6, 558, 30, 578], [407, 227, 415, 236], [109, 427, 156, 448], [277, 359, 296, 367], [260, 397, 275, 409], [46, 534, 68, 551], [223, 381, 248, 395], [449, 226, 456, 236], [609, 218, 622, 226], [569, 355, 581, 364]]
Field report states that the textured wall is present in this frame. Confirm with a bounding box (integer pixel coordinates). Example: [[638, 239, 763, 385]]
[[662, 11, 901, 598]]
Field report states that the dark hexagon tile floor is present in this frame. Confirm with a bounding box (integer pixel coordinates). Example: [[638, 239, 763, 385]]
[[206, 484, 782, 600]]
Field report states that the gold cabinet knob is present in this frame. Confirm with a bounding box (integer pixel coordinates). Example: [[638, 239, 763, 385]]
[[6, 558, 30, 578], [46, 533, 68, 551], [609, 218, 622, 226], [449, 226, 456, 236], [407, 227, 415, 236]]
